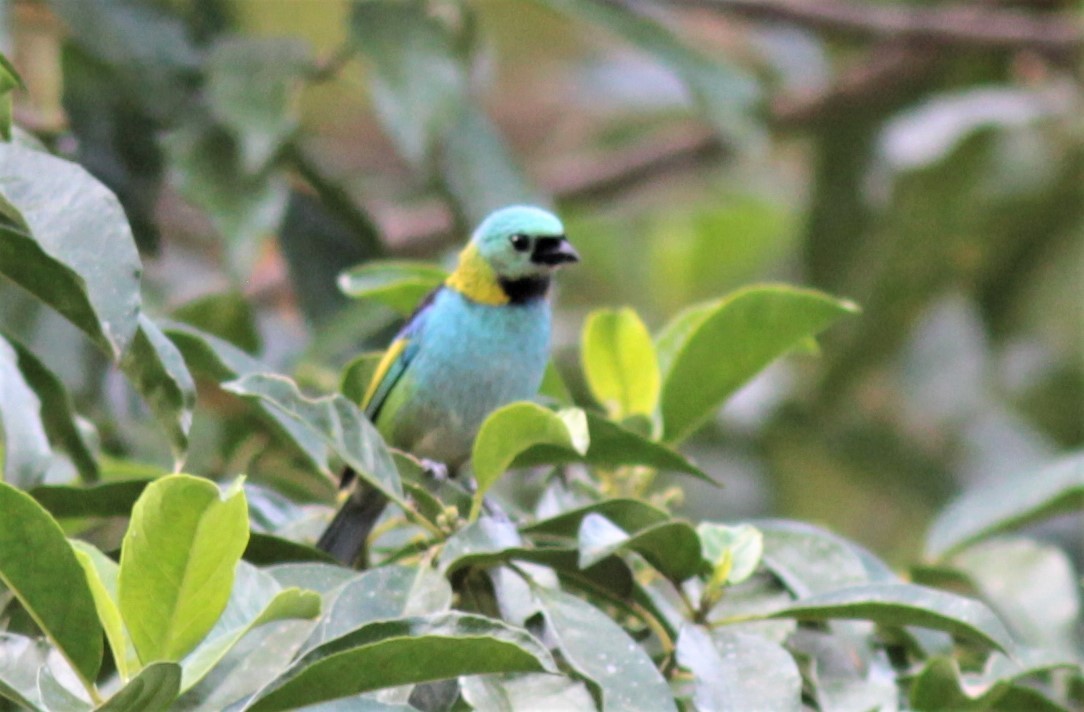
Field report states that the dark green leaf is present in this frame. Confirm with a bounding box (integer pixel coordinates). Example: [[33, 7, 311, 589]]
[[118, 475, 249, 663], [657, 285, 857, 442], [339, 351, 384, 404], [247, 613, 555, 712], [30, 479, 150, 519], [173, 292, 260, 354], [676, 625, 801, 712], [338, 261, 447, 315], [2, 332, 98, 482], [514, 410, 714, 483], [535, 587, 676, 712], [244, 534, 336, 566], [522, 498, 670, 539], [771, 583, 1017, 653], [119, 315, 196, 469], [909, 655, 1076, 712], [0, 143, 142, 359], [349, 0, 467, 165], [0, 481, 103, 686], [925, 452, 1084, 559], [222, 373, 403, 506], [0, 51, 23, 141], [578, 513, 702, 582], [0, 335, 53, 489], [97, 662, 181, 712]]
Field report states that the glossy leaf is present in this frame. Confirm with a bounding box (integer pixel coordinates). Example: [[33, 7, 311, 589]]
[[30, 479, 150, 519], [578, 513, 702, 582], [222, 373, 403, 506], [523, 498, 670, 539], [70, 540, 132, 681], [925, 452, 1084, 559], [656, 285, 858, 442], [118, 475, 250, 663], [243, 533, 337, 566], [0, 481, 102, 686], [677, 625, 801, 712], [340, 351, 385, 404], [97, 662, 181, 712], [581, 307, 660, 419], [770, 583, 1017, 653], [119, 315, 196, 469], [697, 522, 764, 586], [338, 261, 447, 315], [909, 654, 1077, 712], [536, 587, 676, 712], [246, 613, 555, 712], [349, 0, 467, 165], [756, 519, 870, 597], [0, 633, 49, 710], [0, 142, 142, 359], [471, 403, 589, 515], [0, 335, 52, 488], [460, 672, 595, 712], [37, 663, 91, 711]]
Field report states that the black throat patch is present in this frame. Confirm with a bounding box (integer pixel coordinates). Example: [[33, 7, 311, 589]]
[[498, 275, 551, 304]]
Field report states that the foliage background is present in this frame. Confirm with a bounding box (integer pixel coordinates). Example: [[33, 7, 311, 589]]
[[0, 0, 1082, 709]]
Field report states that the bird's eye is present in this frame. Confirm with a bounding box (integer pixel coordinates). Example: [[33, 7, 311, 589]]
[[510, 234, 531, 252]]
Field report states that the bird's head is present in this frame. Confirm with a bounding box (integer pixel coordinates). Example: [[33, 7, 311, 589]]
[[471, 205, 579, 280], [447, 205, 578, 305]]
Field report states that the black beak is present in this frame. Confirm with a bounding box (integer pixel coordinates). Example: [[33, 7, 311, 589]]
[[530, 235, 580, 266]]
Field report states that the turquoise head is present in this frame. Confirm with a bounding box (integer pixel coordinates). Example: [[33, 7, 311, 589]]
[[470, 205, 579, 281]]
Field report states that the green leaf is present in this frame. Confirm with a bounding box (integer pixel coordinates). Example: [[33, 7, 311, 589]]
[[0, 142, 142, 359], [70, 540, 132, 682], [578, 513, 702, 582], [697, 522, 764, 586], [514, 410, 714, 483], [266, 563, 357, 595], [349, 0, 467, 166], [31, 479, 151, 519], [338, 261, 447, 315], [439, 104, 545, 226], [0, 481, 102, 687], [770, 583, 1018, 653], [909, 655, 1076, 712], [243, 533, 337, 566], [120, 316, 196, 469], [246, 613, 556, 712], [3, 331, 99, 482], [222, 373, 404, 506], [118, 474, 250, 663], [925, 452, 1084, 560], [581, 307, 660, 420], [181, 562, 321, 693], [340, 351, 385, 404], [0, 633, 49, 710], [677, 625, 801, 712], [471, 403, 589, 516], [533, 0, 760, 144], [304, 565, 452, 651], [0, 335, 52, 488], [173, 292, 260, 354], [755, 519, 870, 597], [656, 285, 858, 442], [38, 663, 91, 711], [523, 498, 670, 539], [206, 37, 311, 174], [0, 51, 24, 141], [96, 662, 181, 712], [461, 673, 595, 712], [535, 587, 676, 712]]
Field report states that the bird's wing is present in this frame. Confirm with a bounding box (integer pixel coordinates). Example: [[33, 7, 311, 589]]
[[361, 286, 441, 421]]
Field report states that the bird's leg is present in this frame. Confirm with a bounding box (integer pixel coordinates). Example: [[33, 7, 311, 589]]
[[419, 458, 450, 482]]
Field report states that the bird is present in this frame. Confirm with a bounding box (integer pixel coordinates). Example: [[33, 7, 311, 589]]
[[317, 205, 579, 567]]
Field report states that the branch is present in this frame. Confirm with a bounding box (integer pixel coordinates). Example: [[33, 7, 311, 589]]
[[657, 0, 1082, 56]]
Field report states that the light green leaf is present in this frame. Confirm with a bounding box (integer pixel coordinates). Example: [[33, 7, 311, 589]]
[[349, 0, 467, 166], [0, 51, 24, 141], [656, 284, 858, 442], [338, 261, 447, 315], [581, 307, 660, 420], [578, 513, 702, 582], [677, 625, 801, 712], [460, 673, 595, 712], [180, 563, 320, 693], [119, 316, 196, 470], [96, 662, 181, 712], [0, 335, 52, 488], [514, 410, 714, 483], [770, 583, 1017, 653], [0, 142, 142, 359], [70, 540, 132, 682], [0, 633, 49, 710], [925, 452, 1084, 559], [206, 37, 311, 174], [222, 373, 403, 506], [118, 475, 250, 663], [697, 522, 764, 585], [536, 587, 676, 712], [755, 519, 872, 597], [246, 613, 556, 712], [471, 403, 588, 517], [0, 482, 102, 688]]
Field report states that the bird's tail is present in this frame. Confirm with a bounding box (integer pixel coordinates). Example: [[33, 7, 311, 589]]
[[317, 471, 388, 568]]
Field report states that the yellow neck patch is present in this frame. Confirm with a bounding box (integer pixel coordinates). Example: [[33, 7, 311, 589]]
[[445, 243, 509, 306]]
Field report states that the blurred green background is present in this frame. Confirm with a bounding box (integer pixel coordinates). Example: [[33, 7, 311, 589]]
[[3, 0, 1081, 565]]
